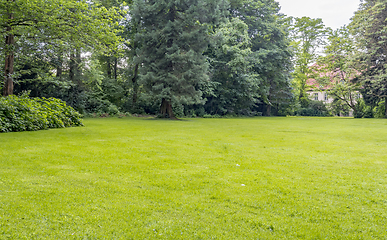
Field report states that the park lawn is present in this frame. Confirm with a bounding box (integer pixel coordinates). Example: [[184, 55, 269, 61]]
[[0, 117, 386, 239]]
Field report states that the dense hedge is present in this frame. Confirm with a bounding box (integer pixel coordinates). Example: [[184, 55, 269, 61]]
[[0, 95, 83, 133]]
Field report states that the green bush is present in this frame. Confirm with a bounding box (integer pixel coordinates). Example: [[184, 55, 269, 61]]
[[375, 101, 386, 118], [363, 106, 374, 118], [353, 99, 366, 118], [296, 100, 330, 117], [0, 95, 83, 133]]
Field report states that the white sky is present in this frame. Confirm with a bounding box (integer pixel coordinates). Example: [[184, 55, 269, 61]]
[[276, 0, 362, 30]]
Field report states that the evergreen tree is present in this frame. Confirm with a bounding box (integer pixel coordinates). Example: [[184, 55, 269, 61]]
[[134, 0, 225, 119]]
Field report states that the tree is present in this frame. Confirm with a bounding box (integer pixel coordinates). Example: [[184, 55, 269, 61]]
[[314, 26, 361, 113], [134, 0, 225, 119], [350, 0, 387, 117], [204, 17, 259, 115], [228, 0, 293, 116], [289, 17, 328, 107], [0, 0, 122, 96]]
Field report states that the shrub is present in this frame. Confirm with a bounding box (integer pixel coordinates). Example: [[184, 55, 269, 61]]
[[375, 101, 386, 118], [363, 106, 374, 118], [0, 95, 83, 133], [296, 100, 330, 116], [353, 99, 366, 118], [202, 114, 221, 118]]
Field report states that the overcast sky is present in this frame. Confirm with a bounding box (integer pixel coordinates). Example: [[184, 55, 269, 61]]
[[276, 0, 361, 30]]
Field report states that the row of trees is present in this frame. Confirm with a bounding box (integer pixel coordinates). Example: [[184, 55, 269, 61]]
[[290, 0, 387, 118], [1, 0, 387, 118]]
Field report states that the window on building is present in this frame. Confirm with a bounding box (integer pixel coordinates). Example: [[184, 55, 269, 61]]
[[324, 93, 328, 101], [314, 93, 318, 100]]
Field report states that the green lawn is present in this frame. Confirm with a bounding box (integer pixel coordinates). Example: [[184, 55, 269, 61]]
[[1, 117, 387, 239]]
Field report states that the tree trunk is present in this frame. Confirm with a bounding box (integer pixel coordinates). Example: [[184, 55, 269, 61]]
[[56, 53, 63, 79], [76, 48, 82, 85], [158, 6, 178, 120], [132, 63, 139, 104], [266, 104, 271, 116], [106, 56, 112, 79], [3, 1, 15, 96], [114, 57, 118, 80], [69, 51, 76, 82], [3, 34, 14, 96], [160, 98, 177, 119], [385, 97, 387, 118]]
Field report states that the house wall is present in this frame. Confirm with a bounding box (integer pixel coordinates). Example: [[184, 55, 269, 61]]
[[307, 91, 334, 104], [307, 91, 361, 117]]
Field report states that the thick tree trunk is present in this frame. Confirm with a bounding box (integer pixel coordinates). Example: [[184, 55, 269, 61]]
[[3, 2, 15, 97], [160, 98, 177, 119], [266, 104, 272, 116], [69, 49, 82, 85], [3, 34, 14, 96]]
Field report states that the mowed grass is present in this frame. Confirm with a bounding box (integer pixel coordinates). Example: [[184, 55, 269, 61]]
[[1, 117, 387, 239]]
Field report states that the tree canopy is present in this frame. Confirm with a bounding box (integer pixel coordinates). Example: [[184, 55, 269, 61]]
[[2, 0, 385, 119], [1, 0, 122, 96]]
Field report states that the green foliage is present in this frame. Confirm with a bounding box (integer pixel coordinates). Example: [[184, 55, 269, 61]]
[[353, 99, 366, 118], [204, 17, 259, 115], [330, 98, 350, 116], [289, 17, 328, 102], [296, 100, 330, 116], [363, 106, 374, 118], [230, 0, 293, 115], [134, 0, 223, 116], [353, 99, 376, 119], [1, 0, 123, 96], [0, 0, 122, 51], [375, 101, 386, 118], [0, 95, 83, 132], [314, 26, 360, 112], [350, 0, 387, 117]]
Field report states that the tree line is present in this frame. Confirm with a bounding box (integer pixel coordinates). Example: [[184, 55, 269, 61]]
[[1, 0, 386, 118]]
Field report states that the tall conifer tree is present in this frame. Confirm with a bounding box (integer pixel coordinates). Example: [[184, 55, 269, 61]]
[[134, 0, 224, 118]]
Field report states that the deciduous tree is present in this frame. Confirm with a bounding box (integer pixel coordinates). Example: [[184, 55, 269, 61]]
[[0, 0, 121, 96], [289, 17, 328, 107], [350, 0, 387, 117], [314, 27, 361, 113]]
